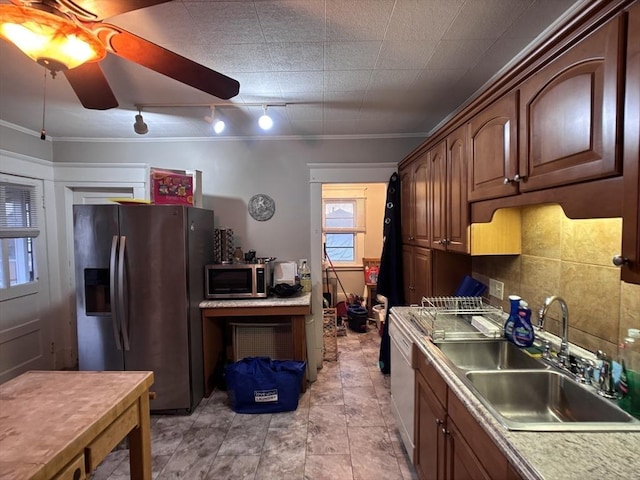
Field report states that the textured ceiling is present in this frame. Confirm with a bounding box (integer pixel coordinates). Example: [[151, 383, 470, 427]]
[[0, 0, 583, 140]]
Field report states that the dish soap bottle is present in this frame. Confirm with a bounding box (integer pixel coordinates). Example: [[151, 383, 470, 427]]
[[512, 299, 535, 348], [300, 261, 311, 293], [504, 295, 521, 342], [618, 328, 640, 418]]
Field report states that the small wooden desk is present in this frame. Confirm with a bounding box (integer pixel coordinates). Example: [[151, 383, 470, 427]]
[[200, 293, 312, 397], [0, 370, 154, 480]]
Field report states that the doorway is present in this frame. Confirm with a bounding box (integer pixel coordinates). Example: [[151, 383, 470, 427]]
[[307, 163, 397, 379]]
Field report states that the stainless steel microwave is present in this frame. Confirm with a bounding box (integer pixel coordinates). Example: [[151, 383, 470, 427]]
[[204, 263, 271, 299]]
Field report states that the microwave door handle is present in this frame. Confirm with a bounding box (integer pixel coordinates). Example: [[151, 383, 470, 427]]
[[117, 235, 131, 351], [109, 235, 122, 350]]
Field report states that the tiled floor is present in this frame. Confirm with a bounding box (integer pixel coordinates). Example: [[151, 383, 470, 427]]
[[92, 325, 417, 480]]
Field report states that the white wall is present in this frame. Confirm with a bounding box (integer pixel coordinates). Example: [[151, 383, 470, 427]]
[[52, 137, 421, 263]]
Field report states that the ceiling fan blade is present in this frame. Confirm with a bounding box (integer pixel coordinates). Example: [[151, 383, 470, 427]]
[[63, 62, 119, 110], [62, 1, 172, 20], [102, 27, 240, 100]]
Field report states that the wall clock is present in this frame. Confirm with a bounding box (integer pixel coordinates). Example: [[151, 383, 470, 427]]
[[248, 194, 276, 221]]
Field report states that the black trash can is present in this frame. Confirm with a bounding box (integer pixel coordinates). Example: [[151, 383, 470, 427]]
[[347, 305, 368, 333]]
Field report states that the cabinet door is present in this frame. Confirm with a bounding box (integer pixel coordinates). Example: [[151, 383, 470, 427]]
[[519, 16, 624, 192], [416, 370, 447, 480], [401, 155, 430, 246], [446, 420, 491, 480], [413, 246, 432, 302], [402, 244, 415, 305], [402, 245, 432, 305], [413, 154, 430, 247], [468, 92, 519, 201], [430, 140, 447, 251], [622, 2, 640, 284], [400, 167, 414, 244], [446, 126, 469, 253]]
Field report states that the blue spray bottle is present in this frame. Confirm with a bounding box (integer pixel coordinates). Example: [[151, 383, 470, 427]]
[[504, 295, 521, 342], [512, 300, 535, 347]]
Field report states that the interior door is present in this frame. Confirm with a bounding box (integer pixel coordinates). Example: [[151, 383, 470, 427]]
[[0, 175, 52, 383]]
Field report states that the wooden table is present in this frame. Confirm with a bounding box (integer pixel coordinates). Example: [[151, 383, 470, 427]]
[[0, 370, 154, 480], [200, 293, 312, 397]]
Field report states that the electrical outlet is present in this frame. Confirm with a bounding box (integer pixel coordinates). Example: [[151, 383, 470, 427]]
[[489, 279, 504, 300]]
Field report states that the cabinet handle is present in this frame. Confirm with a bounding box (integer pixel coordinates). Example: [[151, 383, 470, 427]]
[[612, 255, 629, 267], [503, 174, 525, 184], [441, 427, 450, 436], [435, 418, 443, 426]]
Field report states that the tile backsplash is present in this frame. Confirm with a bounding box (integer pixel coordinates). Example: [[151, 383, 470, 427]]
[[472, 204, 640, 361]]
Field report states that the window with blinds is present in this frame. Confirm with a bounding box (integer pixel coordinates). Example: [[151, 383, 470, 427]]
[[322, 196, 366, 264], [0, 178, 39, 289]]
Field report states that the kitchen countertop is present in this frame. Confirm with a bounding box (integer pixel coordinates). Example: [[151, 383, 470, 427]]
[[199, 292, 311, 309], [390, 306, 640, 480]]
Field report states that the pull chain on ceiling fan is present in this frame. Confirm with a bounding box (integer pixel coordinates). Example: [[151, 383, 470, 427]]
[[40, 66, 47, 140], [0, 1, 240, 111]]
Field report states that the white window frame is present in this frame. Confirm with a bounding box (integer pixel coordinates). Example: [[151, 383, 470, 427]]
[[322, 195, 366, 266], [0, 174, 41, 300]]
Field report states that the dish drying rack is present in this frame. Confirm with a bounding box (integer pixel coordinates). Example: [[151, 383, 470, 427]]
[[409, 296, 504, 341]]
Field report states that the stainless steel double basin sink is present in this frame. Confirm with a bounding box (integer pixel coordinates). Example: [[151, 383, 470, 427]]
[[433, 340, 640, 431]]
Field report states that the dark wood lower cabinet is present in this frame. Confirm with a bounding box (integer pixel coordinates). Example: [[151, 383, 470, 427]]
[[447, 420, 492, 480], [415, 369, 446, 480], [414, 349, 524, 480]]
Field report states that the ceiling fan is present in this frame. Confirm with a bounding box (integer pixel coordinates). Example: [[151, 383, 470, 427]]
[[0, 0, 240, 110]]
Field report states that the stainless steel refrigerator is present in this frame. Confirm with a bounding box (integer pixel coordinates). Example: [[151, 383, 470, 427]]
[[73, 204, 213, 413]]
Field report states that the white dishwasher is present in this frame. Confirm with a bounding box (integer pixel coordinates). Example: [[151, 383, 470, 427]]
[[389, 310, 415, 463]]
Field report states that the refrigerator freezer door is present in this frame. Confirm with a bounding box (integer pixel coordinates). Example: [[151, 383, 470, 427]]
[[119, 205, 192, 411], [74, 205, 124, 371]]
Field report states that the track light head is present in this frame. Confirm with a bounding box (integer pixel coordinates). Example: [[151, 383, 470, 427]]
[[133, 107, 148, 135], [205, 106, 225, 134], [258, 105, 273, 130]]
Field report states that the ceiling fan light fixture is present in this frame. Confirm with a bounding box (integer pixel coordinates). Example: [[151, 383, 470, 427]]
[[258, 105, 273, 131], [133, 108, 148, 135], [0, 5, 106, 71]]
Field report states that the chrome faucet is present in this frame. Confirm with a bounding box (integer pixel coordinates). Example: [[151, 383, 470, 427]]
[[596, 351, 617, 398], [538, 296, 570, 368]]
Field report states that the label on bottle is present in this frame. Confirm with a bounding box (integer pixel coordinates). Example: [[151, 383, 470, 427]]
[[512, 307, 534, 347]]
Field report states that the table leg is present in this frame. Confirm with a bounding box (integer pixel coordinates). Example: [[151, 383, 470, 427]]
[[290, 315, 308, 393], [129, 392, 152, 480]]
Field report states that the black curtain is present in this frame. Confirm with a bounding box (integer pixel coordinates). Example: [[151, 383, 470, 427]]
[[377, 172, 404, 374]]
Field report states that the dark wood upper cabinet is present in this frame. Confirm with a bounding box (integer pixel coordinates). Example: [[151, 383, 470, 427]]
[[518, 14, 625, 192], [430, 140, 447, 250], [400, 152, 430, 247], [622, 1, 640, 283], [446, 127, 469, 253], [467, 92, 519, 202], [430, 128, 469, 253]]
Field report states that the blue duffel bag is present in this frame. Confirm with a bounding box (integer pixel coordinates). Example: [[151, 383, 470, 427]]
[[224, 357, 306, 414]]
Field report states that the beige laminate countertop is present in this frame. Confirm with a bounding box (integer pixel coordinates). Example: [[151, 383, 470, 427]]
[[199, 292, 311, 309], [390, 306, 640, 480]]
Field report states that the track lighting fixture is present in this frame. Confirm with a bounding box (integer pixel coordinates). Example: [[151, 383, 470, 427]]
[[204, 106, 225, 134], [133, 107, 148, 135], [132, 102, 286, 135], [258, 105, 273, 131]]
